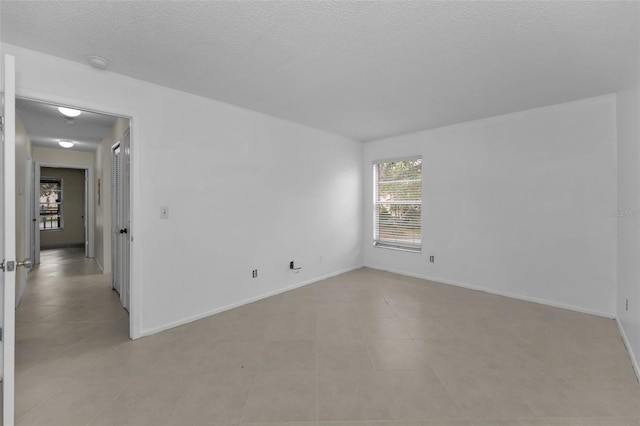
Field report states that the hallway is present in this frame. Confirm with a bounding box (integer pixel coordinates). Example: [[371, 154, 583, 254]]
[[15, 248, 129, 422]]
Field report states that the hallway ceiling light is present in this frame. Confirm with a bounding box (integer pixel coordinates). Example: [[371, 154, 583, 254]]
[[58, 140, 74, 148], [58, 106, 82, 117]]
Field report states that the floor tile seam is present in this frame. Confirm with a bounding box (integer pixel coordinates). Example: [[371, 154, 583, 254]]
[[552, 376, 619, 418], [539, 415, 637, 424], [85, 377, 135, 426], [358, 314, 394, 421], [13, 377, 70, 423], [16, 349, 68, 379], [238, 344, 268, 425], [427, 359, 512, 423]]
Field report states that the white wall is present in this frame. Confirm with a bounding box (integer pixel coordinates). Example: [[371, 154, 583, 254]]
[[94, 117, 129, 273], [363, 95, 618, 317], [3, 44, 363, 337], [616, 20, 640, 377], [32, 147, 94, 168]]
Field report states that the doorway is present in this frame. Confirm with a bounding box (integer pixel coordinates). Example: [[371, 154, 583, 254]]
[[13, 95, 133, 328], [34, 166, 91, 260]]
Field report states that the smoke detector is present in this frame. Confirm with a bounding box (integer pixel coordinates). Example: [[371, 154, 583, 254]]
[[88, 56, 109, 70]]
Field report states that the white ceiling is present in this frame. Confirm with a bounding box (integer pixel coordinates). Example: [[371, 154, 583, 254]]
[[2, 1, 638, 141], [16, 98, 118, 152]]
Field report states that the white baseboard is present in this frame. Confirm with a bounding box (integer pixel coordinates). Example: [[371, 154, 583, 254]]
[[139, 264, 364, 338], [95, 258, 104, 274], [364, 265, 615, 319], [616, 318, 640, 382]]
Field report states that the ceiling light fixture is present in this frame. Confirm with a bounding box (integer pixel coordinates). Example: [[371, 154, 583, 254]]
[[58, 106, 82, 117], [87, 55, 109, 70], [58, 140, 75, 149]]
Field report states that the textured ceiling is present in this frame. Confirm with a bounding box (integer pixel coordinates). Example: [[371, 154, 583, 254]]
[[16, 98, 118, 152], [2, 1, 638, 141]]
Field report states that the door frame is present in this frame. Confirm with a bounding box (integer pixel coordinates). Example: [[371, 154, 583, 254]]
[[34, 163, 94, 263], [15, 90, 139, 339]]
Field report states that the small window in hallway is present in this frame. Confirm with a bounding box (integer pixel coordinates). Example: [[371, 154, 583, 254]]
[[40, 177, 63, 230]]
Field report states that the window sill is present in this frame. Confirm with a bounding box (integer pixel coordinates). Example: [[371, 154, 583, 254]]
[[373, 243, 421, 253]]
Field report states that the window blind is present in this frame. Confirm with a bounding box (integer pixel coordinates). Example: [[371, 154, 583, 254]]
[[373, 158, 422, 251]]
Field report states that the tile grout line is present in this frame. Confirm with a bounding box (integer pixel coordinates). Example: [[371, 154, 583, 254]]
[[85, 378, 134, 426], [359, 286, 393, 422]]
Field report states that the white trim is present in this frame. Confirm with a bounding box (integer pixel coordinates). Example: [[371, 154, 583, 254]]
[[616, 318, 640, 382], [139, 264, 363, 338], [372, 155, 422, 165], [14, 89, 140, 340], [364, 265, 616, 319]]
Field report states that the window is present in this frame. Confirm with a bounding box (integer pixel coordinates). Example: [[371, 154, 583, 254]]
[[40, 177, 63, 230], [373, 158, 422, 251]]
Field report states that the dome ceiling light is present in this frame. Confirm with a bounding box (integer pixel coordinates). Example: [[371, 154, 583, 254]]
[[58, 140, 75, 149], [58, 107, 82, 117]]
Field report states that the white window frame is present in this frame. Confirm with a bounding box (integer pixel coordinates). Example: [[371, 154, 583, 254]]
[[373, 156, 422, 252]]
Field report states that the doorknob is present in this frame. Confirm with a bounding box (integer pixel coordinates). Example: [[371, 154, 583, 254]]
[[0, 259, 31, 272], [120, 228, 128, 234], [17, 259, 32, 269]]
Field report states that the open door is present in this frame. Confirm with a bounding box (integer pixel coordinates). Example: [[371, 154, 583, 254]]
[[112, 129, 130, 311], [1, 53, 17, 426]]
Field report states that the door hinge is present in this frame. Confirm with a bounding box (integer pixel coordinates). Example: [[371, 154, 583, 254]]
[[0, 116, 4, 131], [0, 327, 3, 341]]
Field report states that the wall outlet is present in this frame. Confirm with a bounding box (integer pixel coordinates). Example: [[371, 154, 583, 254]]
[[290, 261, 295, 269], [160, 206, 169, 219], [252, 269, 258, 278], [429, 255, 435, 263]]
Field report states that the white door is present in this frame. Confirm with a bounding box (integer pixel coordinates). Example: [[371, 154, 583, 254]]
[[121, 130, 130, 311], [84, 169, 88, 257], [111, 132, 130, 311], [1, 53, 17, 426], [111, 144, 121, 296]]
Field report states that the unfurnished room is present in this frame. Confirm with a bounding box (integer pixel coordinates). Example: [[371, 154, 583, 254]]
[[0, 1, 639, 426]]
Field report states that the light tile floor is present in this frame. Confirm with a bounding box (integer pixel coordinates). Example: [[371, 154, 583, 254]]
[[14, 248, 640, 426]]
